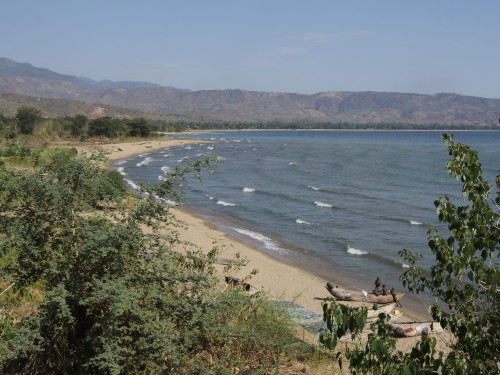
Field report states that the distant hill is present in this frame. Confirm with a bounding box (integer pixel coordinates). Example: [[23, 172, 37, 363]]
[[1, 57, 499, 127]]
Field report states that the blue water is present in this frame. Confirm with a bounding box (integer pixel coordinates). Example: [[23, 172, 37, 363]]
[[114, 131, 499, 295]]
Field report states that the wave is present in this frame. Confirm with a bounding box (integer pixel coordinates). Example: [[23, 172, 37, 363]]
[[401, 263, 410, 268], [314, 201, 333, 208], [243, 187, 255, 193], [136, 156, 153, 167], [231, 227, 287, 254], [125, 179, 140, 191], [116, 167, 127, 176], [161, 166, 172, 173], [347, 245, 368, 256], [307, 185, 320, 191], [205, 194, 215, 200], [296, 219, 310, 225], [217, 200, 236, 207], [115, 160, 128, 165], [206, 146, 214, 150], [154, 196, 178, 206], [409, 220, 423, 225], [289, 162, 297, 166]]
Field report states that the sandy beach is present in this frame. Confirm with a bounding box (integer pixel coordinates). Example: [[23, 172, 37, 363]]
[[72, 136, 453, 352]]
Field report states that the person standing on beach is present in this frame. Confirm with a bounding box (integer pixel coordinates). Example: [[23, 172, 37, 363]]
[[390, 288, 402, 308]]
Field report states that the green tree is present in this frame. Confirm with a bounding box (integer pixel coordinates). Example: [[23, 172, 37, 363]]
[[126, 117, 152, 137], [15, 106, 42, 135], [65, 114, 88, 138], [87, 117, 125, 138], [321, 133, 499, 374]]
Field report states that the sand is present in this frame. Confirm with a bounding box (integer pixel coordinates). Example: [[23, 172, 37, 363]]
[[74, 137, 453, 351]]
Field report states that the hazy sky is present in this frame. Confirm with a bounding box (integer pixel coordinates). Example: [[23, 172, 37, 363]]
[[2, 1, 499, 98]]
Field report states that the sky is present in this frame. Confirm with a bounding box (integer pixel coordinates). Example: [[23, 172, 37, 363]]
[[2, 0, 500, 99]]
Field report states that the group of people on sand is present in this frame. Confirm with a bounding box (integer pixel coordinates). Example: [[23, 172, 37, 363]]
[[373, 277, 402, 307], [224, 276, 252, 291]]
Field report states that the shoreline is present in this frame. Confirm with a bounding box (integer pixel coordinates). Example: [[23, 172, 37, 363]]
[[82, 135, 430, 322]]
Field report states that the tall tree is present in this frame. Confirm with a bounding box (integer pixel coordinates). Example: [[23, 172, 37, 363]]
[[66, 114, 88, 138], [15, 106, 42, 134]]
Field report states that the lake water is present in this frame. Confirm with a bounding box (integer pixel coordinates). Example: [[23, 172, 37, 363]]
[[114, 130, 499, 298]]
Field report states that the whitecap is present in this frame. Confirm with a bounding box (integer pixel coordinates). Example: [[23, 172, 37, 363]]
[[115, 160, 127, 165], [347, 245, 368, 255], [206, 146, 214, 150], [410, 220, 422, 225], [402, 263, 410, 268], [136, 156, 153, 167], [243, 187, 255, 193], [161, 166, 172, 173], [217, 200, 236, 207], [116, 167, 127, 176], [163, 154, 171, 158], [289, 162, 297, 166], [232, 228, 287, 254], [314, 201, 332, 208], [125, 179, 140, 191], [296, 219, 310, 225], [154, 195, 178, 206], [308, 185, 320, 191]]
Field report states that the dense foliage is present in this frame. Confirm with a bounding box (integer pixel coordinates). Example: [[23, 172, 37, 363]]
[[320, 133, 499, 374], [1, 108, 166, 140], [1, 105, 498, 139], [0, 148, 301, 374]]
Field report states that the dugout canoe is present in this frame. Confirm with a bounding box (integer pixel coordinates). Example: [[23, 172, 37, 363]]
[[366, 303, 396, 319], [391, 322, 444, 337], [326, 282, 404, 304]]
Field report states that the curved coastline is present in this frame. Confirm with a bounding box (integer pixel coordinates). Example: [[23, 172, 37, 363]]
[[90, 135, 431, 322]]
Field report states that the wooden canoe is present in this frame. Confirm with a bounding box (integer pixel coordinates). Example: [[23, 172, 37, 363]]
[[366, 303, 396, 319], [391, 322, 444, 337], [326, 283, 404, 304]]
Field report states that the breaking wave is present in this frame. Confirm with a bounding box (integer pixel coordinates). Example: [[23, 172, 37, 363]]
[[347, 245, 368, 256], [296, 219, 310, 225], [231, 228, 287, 254], [314, 201, 333, 208], [217, 200, 236, 207]]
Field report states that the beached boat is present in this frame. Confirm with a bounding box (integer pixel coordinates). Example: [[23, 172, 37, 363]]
[[366, 302, 396, 319], [325, 282, 404, 303], [391, 322, 444, 337]]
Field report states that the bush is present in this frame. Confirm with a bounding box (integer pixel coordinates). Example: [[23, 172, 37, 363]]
[[0, 151, 301, 374]]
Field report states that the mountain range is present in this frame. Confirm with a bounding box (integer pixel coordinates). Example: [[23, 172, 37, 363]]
[[1, 57, 499, 127]]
